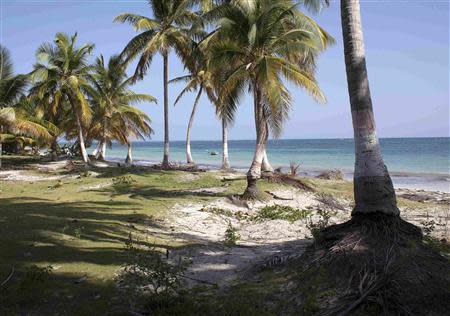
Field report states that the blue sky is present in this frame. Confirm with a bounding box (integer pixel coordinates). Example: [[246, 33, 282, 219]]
[[1, 0, 449, 141]]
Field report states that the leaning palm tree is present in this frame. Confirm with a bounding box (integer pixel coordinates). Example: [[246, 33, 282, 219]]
[[115, 0, 199, 168], [340, 0, 398, 215], [290, 3, 450, 314], [207, 0, 333, 198], [302, 0, 398, 215], [170, 46, 216, 165], [30, 33, 95, 164]]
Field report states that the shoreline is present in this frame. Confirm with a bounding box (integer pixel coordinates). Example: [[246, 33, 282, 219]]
[[105, 156, 450, 193], [1, 155, 448, 193]]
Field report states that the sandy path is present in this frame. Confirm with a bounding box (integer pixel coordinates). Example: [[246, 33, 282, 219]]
[[152, 186, 450, 287], [154, 188, 351, 287]]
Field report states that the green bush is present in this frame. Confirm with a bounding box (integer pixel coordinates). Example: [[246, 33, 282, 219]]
[[224, 221, 240, 246], [307, 209, 332, 239]]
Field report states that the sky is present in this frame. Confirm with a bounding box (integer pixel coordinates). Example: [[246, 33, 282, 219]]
[[1, 0, 449, 141]]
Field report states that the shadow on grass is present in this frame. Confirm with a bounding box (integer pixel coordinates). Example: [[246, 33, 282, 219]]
[[0, 193, 313, 315], [0, 195, 173, 314]]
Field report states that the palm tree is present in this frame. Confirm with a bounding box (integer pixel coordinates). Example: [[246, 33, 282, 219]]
[[88, 54, 156, 162], [170, 48, 216, 165], [108, 105, 154, 165], [28, 85, 67, 161], [0, 97, 53, 159], [301, 0, 399, 215], [30, 33, 95, 164], [0, 46, 28, 108], [1, 45, 27, 167], [115, 0, 199, 168], [0, 46, 51, 166], [208, 0, 333, 198], [340, 0, 398, 215]]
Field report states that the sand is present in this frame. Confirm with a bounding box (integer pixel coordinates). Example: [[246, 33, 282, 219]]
[[2, 160, 448, 288]]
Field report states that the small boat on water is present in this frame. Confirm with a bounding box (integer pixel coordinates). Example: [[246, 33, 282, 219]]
[[210, 151, 218, 156]]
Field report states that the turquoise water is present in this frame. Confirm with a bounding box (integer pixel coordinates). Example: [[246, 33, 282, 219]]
[[103, 137, 449, 175], [97, 137, 449, 192]]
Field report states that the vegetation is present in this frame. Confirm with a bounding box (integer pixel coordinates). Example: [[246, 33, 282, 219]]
[[255, 205, 311, 223], [224, 220, 240, 246], [1, 1, 449, 315], [1, 46, 52, 167], [30, 33, 96, 163], [206, 0, 333, 198], [89, 54, 156, 162], [114, 0, 201, 168]]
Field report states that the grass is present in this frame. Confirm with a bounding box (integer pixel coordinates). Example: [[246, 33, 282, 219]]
[[1, 156, 446, 315], [0, 159, 238, 314], [0, 156, 288, 314]]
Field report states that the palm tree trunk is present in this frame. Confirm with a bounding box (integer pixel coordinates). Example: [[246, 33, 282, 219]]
[[125, 142, 132, 164], [186, 87, 203, 165], [98, 118, 107, 161], [51, 138, 58, 161], [341, 0, 398, 216], [261, 125, 273, 172], [75, 113, 89, 164], [162, 52, 170, 168], [243, 83, 267, 199], [98, 142, 106, 161], [221, 117, 230, 170], [261, 149, 273, 172], [92, 141, 101, 157]]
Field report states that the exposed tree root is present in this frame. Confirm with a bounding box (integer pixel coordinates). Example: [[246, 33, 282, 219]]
[[265, 190, 294, 200], [293, 213, 450, 316], [262, 172, 314, 191]]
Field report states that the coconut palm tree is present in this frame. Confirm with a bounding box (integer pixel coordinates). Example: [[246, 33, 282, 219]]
[[340, 0, 398, 215], [88, 54, 156, 162], [106, 104, 154, 165], [28, 84, 68, 161], [30, 33, 95, 164], [115, 0, 200, 168], [1, 45, 27, 167], [170, 46, 216, 165], [0, 46, 52, 166], [207, 0, 333, 198], [0, 46, 28, 108], [302, 0, 399, 215], [0, 97, 53, 158]]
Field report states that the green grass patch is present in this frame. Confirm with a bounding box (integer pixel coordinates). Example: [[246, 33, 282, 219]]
[[254, 205, 311, 223]]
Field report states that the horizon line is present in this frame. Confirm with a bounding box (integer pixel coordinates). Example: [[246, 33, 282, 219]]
[[131, 136, 450, 142]]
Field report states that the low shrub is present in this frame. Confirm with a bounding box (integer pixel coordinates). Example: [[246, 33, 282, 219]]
[[254, 205, 311, 223], [224, 221, 240, 246]]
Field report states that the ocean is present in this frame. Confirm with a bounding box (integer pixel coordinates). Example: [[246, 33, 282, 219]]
[[99, 137, 450, 192]]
